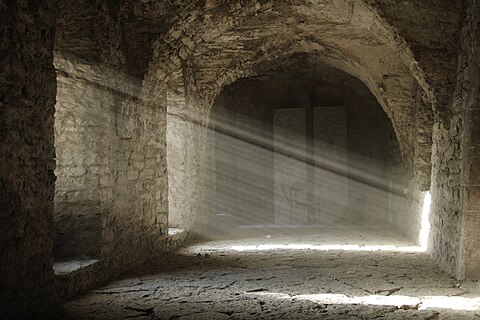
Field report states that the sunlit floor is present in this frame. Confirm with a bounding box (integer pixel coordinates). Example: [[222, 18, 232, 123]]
[[45, 227, 480, 320]]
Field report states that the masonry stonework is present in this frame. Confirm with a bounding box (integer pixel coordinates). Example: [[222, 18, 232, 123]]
[[0, 0, 57, 318], [2, 1, 480, 318], [430, 0, 480, 280]]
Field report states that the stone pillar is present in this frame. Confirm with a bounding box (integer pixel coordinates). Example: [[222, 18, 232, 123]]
[[0, 0, 57, 317], [459, 97, 480, 279], [457, 0, 480, 280]]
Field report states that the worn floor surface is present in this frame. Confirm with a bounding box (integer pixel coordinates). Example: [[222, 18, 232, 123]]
[[42, 227, 480, 319]]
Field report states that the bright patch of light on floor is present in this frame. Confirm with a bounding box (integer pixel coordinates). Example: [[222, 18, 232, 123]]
[[246, 292, 480, 311], [231, 243, 425, 252], [295, 293, 419, 308], [419, 191, 431, 250], [420, 296, 480, 311]]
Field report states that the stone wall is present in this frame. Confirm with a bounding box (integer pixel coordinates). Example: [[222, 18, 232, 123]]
[[54, 55, 107, 259], [431, 118, 464, 276], [430, 0, 480, 279], [455, 0, 480, 280], [166, 82, 200, 230], [0, 0, 57, 318], [166, 104, 213, 232], [0, 1, 475, 317], [166, 108, 213, 235], [52, 0, 171, 299], [166, 112, 188, 228], [388, 171, 425, 244]]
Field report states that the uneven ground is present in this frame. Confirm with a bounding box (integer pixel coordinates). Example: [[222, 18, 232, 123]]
[[42, 228, 480, 320]]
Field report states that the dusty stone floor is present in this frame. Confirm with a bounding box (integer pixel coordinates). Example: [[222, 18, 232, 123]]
[[43, 227, 480, 320]]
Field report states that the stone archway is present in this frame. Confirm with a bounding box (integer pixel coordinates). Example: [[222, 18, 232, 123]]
[[142, 0, 435, 241]]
